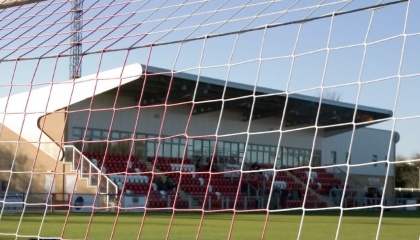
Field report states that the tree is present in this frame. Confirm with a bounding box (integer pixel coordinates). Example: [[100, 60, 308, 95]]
[[395, 154, 420, 188]]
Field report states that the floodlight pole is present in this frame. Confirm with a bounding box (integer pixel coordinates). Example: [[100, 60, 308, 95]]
[[69, 0, 83, 79]]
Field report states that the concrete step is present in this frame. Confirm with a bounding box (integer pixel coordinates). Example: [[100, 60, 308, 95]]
[[286, 171, 320, 196]]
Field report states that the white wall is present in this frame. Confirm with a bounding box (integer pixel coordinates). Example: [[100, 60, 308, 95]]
[[322, 127, 396, 176]]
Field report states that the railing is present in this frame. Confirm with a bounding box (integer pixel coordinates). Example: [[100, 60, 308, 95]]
[[222, 162, 241, 178], [63, 145, 118, 207], [189, 194, 263, 210], [332, 166, 366, 198]]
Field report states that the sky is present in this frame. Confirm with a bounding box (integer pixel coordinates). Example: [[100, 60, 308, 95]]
[[0, 0, 419, 158]]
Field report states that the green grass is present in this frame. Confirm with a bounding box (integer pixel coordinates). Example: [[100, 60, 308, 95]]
[[0, 210, 419, 240]]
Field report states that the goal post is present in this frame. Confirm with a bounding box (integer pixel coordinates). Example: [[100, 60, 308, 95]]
[[0, 0, 420, 239]]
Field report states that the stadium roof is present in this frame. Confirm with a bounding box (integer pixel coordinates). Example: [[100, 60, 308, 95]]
[[0, 63, 393, 160], [118, 65, 393, 130]]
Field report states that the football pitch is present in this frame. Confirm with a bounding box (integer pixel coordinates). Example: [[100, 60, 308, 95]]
[[0, 210, 419, 240]]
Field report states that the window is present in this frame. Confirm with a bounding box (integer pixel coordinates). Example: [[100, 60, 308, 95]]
[[162, 143, 170, 157], [136, 133, 146, 139], [257, 151, 263, 163], [224, 142, 231, 156], [372, 155, 378, 167], [147, 141, 157, 157], [312, 150, 321, 167], [92, 130, 101, 139], [85, 129, 92, 139], [171, 142, 179, 158], [73, 128, 324, 169], [331, 151, 337, 164], [193, 139, 202, 156], [202, 140, 211, 158], [264, 152, 269, 164], [73, 128, 83, 138], [187, 140, 194, 158], [345, 152, 351, 164]]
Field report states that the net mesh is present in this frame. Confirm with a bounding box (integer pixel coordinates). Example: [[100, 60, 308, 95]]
[[0, 0, 420, 239]]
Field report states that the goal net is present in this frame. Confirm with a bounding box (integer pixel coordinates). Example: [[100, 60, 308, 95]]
[[0, 0, 420, 239]]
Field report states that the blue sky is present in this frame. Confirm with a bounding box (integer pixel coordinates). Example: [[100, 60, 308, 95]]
[[0, 0, 419, 157]]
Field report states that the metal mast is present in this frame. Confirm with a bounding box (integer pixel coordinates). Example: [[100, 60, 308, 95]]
[[69, 0, 83, 79]]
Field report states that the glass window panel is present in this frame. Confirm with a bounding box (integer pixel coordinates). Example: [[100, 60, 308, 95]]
[[257, 152, 262, 163], [231, 142, 238, 151], [331, 151, 337, 164], [282, 148, 287, 166], [294, 156, 299, 167], [276, 155, 282, 168], [251, 151, 257, 162], [264, 152, 269, 164], [172, 144, 179, 158], [288, 150, 295, 166], [163, 143, 171, 157], [179, 143, 186, 158], [147, 141, 156, 157], [157, 145, 163, 157], [202, 140, 210, 157], [187, 145, 194, 158], [210, 140, 216, 150], [86, 129, 92, 139], [217, 144, 224, 156], [137, 134, 146, 139], [372, 154, 378, 167], [303, 155, 310, 165], [135, 139, 146, 149], [194, 139, 202, 149], [101, 131, 109, 139], [239, 143, 245, 151], [73, 128, 82, 137], [112, 132, 119, 140], [124, 140, 134, 154], [121, 133, 130, 139], [193, 139, 202, 156]]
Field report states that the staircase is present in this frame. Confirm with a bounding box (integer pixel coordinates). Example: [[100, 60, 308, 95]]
[[63, 145, 118, 207], [285, 171, 335, 207], [145, 159, 198, 207]]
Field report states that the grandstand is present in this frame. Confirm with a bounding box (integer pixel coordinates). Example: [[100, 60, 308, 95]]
[[0, 63, 397, 212]]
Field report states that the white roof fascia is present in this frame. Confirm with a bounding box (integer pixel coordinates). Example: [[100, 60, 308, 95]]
[[0, 63, 143, 161]]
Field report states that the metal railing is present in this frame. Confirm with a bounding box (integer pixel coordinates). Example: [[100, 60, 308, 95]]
[[332, 166, 366, 198], [63, 145, 118, 207]]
